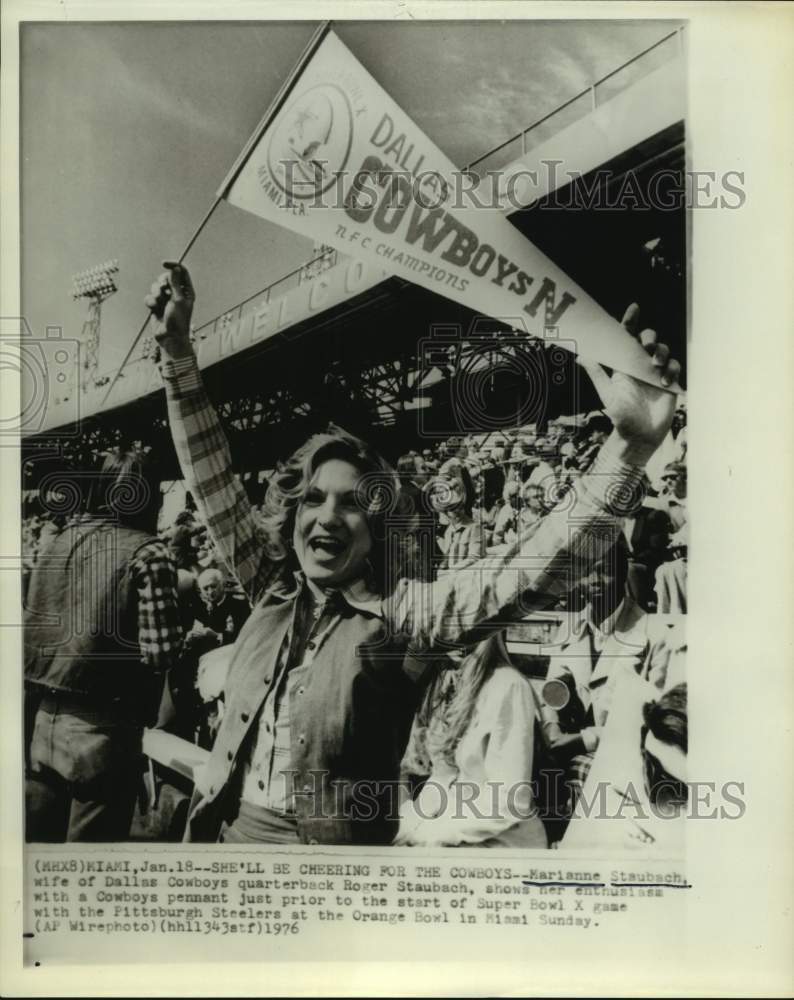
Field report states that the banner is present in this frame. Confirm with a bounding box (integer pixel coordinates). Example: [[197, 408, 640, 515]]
[[222, 29, 670, 388]]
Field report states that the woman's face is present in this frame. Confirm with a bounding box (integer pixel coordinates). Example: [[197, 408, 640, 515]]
[[293, 458, 373, 587]]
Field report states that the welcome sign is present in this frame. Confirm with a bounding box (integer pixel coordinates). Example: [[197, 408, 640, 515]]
[[222, 29, 670, 388]]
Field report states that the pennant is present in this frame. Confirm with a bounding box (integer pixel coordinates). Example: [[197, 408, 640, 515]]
[[222, 29, 673, 389]]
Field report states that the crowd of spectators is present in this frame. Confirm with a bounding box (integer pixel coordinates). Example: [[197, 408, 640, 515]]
[[393, 402, 688, 613], [21, 397, 687, 846]]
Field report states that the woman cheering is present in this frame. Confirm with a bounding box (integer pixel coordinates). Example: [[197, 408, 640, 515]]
[[146, 263, 680, 846]]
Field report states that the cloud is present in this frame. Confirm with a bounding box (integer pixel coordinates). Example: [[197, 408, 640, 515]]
[[105, 51, 238, 144], [55, 25, 240, 145]]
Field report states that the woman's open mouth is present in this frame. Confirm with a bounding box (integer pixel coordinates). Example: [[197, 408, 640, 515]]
[[308, 535, 347, 560]]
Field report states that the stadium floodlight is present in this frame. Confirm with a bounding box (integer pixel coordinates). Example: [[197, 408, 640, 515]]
[[71, 260, 119, 301], [70, 258, 120, 392]]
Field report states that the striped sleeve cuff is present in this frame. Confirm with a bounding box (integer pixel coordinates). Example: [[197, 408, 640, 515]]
[[577, 435, 647, 517], [160, 353, 203, 397]]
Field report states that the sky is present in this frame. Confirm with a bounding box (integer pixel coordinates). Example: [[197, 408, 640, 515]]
[[20, 18, 676, 373]]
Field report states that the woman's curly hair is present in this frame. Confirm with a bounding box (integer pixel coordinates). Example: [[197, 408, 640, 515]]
[[258, 424, 415, 592]]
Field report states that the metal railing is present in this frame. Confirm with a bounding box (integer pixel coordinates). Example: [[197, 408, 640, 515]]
[[195, 247, 339, 343], [464, 26, 684, 177]]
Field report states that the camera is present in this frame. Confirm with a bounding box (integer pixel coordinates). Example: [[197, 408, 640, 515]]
[[0, 318, 82, 440]]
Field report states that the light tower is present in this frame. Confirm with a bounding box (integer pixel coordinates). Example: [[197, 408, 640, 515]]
[[71, 259, 119, 392]]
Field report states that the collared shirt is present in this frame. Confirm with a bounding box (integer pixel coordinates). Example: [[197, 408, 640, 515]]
[[242, 573, 380, 814], [241, 581, 354, 813], [581, 598, 627, 651], [546, 599, 630, 714]]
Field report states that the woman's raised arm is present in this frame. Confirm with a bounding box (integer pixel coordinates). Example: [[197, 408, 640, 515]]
[[389, 305, 681, 649], [146, 263, 279, 603]]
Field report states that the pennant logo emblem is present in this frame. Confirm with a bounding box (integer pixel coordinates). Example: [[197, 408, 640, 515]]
[[266, 84, 354, 200]]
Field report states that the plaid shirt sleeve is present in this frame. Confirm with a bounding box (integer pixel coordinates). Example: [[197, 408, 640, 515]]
[[160, 354, 280, 603], [130, 539, 183, 671], [389, 437, 647, 649]]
